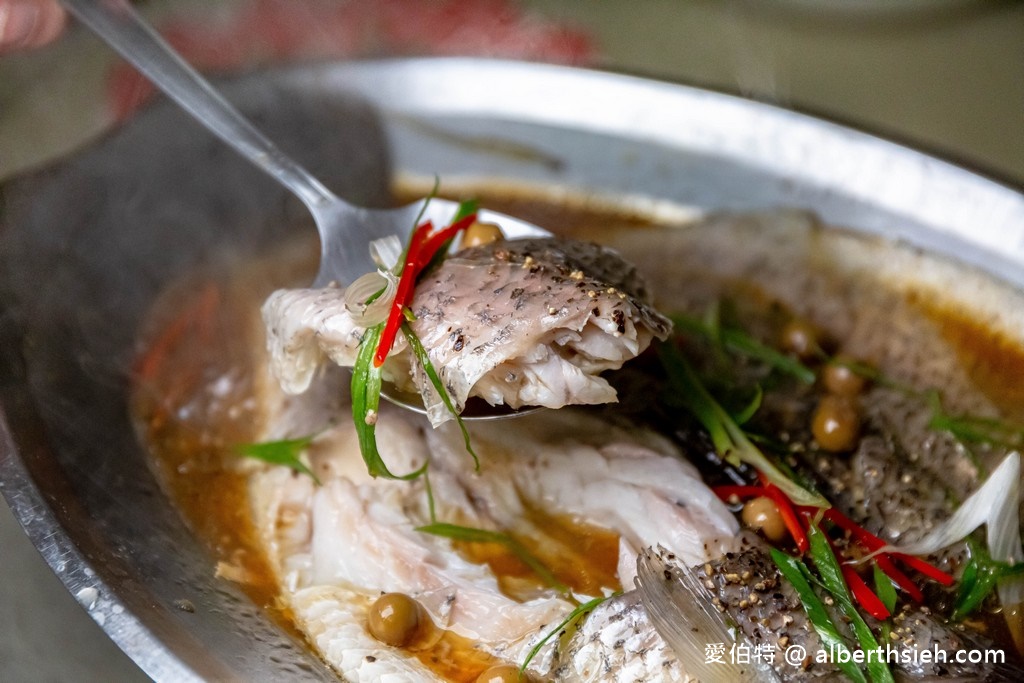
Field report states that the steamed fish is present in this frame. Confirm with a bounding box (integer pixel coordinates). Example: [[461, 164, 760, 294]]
[[262, 237, 671, 425], [133, 208, 1024, 683], [250, 391, 738, 681]]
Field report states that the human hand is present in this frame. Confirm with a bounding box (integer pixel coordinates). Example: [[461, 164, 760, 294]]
[[0, 0, 66, 55]]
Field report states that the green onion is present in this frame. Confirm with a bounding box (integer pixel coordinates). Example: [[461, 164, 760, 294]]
[[872, 563, 898, 615], [656, 340, 828, 507], [351, 324, 425, 480], [519, 593, 616, 675], [237, 434, 321, 485], [928, 391, 1024, 453], [732, 384, 763, 426], [770, 548, 867, 683], [416, 522, 569, 597], [670, 312, 816, 384], [401, 320, 479, 471], [873, 563, 896, 642], [807, 525, 894, 683], [953, 537, 1024, 620]]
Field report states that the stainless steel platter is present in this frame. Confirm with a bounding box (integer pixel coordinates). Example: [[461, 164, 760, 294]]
[[1, 58, 1023, 682]]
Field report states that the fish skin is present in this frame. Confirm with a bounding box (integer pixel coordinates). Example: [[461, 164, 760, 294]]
[[640, 542, 838, 682], [552, 589, 689, 682], [408, 238, 672, 424], [260, 237, 672, 426], [644, 541, 1024, 682]]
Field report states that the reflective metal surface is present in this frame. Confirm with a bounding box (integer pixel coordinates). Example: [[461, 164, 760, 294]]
[[1, 58, 1023, 681]]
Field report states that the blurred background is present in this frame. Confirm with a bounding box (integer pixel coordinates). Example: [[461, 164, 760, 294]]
[[1, 0, 1022, 680]]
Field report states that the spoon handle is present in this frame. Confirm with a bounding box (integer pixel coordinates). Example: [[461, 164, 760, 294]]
[[61, 0, 337, 212]]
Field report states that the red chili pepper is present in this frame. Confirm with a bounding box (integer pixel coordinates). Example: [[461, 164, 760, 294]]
[[373, 213, 478, 367], [761, 483, 809, 553], [842, 564, 891, 620], [374, 220, 433, 367], [816, 506, 954, 589], [415, 213, 478, 270], [890, 552, 955, 586]]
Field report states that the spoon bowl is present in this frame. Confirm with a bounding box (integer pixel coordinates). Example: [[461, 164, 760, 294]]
[[61, 0, 550, 419]]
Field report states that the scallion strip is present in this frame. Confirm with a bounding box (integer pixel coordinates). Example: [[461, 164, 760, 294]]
[[352, 324, 425, 480], [519, 594, 615, 675], [953, 538, 1024, 620], [401, 320, 479, 470], [656, 340, 827, 507], [770, 547, 867, 683], [237, 434, 321, 485], [807, 524, 894, 683], [416, 522, 568, 596], [670, 312, 816, 384], [872, 563, 898, 615]]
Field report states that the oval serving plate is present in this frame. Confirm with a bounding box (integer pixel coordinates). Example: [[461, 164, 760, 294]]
[[1, 58, 1023, 681]]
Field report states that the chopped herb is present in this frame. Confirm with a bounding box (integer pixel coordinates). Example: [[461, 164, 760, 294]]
[[237, 434, 321, 484], [657, 340, 828, 507], [770, 548, 867, 683], [519, 594, 616, 675]]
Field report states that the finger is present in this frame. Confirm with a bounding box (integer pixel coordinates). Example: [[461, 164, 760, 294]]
[[0, 0, 67, 55]]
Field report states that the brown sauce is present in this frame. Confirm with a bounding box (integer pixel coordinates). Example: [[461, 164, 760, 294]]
[[454, 507, 621, 600], [928, 302, 1024, 422]]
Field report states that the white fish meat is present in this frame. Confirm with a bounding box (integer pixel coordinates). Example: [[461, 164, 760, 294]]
[[248, 388, 739, 681], [261, 238, 672, 426]]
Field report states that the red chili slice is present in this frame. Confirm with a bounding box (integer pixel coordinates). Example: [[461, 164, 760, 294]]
[[373, 213, 478, 367], [842, 563, 891, 620], [817, 506, 954, 589]]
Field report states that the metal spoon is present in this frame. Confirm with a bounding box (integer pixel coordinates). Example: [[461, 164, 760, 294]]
[[61, 0, 548, 419]]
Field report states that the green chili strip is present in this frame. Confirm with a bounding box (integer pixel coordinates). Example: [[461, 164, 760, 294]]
[[237, 434, 321, 485], [657, 340, 828, 507], [519, 594, 615, 675], [352, 324, 426, 480], [401, 320, 479, 470], [670, 312, 816, 384], [416, 522, 569, 597], [807, 525, 894, 683], [770, 548, 867, 683]]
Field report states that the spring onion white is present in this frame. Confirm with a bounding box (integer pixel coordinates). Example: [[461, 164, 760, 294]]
[[872, 451, 1024, 605], [343, 235, 402, 327]]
